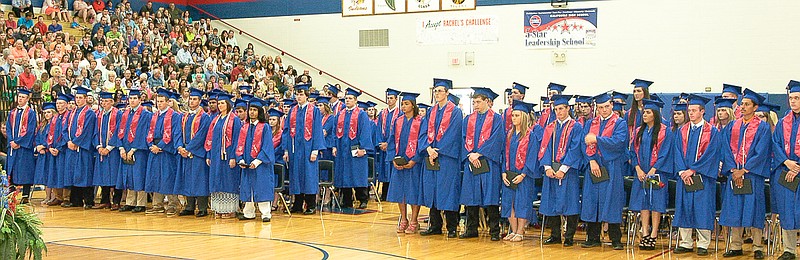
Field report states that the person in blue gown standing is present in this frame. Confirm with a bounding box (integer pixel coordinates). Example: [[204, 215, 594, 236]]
[[118, 89, 152, 213], [387, 92, 426, 234], [90, 92, 121, 209], [64, 86, 96, 208], [45, 93, 70, 206], [538, 95, 583, 247], [502, 100, 542, 242], [332, 88, 374, 209], [33, 102, 56, 194], [282, 84, 325, 215], [771, 80, 800, 260], [6, 88, 37, 203], [175, 87, 212, 217], [204, 93, 242, 219], [236, 98, 276, 222], [376, 88, 401, 201], [143, 89, 182, 215], [419, 78, 463, 239]]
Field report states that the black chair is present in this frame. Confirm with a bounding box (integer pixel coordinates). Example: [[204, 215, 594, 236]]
[[273, 164, 292, 217], [318, 160, 340, 212], [367, 156, 382, 207]]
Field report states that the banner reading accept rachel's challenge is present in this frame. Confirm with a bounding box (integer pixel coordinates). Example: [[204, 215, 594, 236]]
[[524, 8, 597, 49]]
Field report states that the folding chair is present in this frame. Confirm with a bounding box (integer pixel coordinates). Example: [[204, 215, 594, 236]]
[[274, 163, 291, 217], [318, 160, 340, 213]]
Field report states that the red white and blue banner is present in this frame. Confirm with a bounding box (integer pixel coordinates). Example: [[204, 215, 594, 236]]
[[524, 8, 598, 49]]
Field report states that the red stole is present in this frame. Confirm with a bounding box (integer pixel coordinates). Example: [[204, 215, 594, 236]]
[[730, 117, 761, 167], [10, 106, 31, 138], [506, 129, 531, 171], [504, 108, 513, 131], [204, 113, 235, 151], [97, 108, 118, 146], [427, 101, 455, 143], [289, 104, 314, 141], [119, 106, 144, 142], [585, 113, 619, 156], [632, 123, 667, 167], [781, 113, 800, 156], [336, 107, 361, 139], [236, 122, 265, 158], [680, 122, 712, 160], [148, 108, 174, 144], [537, 107, 551, 127], [538, 119, 575, 161], [381, 107, 399, 136], [272, 122, 283, 148], [465, 110, 495, 151], [68, 106, 90, 138], [182, 109, 205, 140], [47, 116, 58, 146], [395, 115, 422, 159]]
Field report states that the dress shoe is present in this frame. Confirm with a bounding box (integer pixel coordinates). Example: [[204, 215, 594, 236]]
[[581, 240, 601, 248], [358, 201, 368, 209], [754, 250, 765, 259], [46, 199, 62, 206], [447, 231, 457, 238], [490, 234, 501, 241], [459, 231, 479, 239], [131, 206, 146, 213], [673, 246, 692, 254], [195, 211, 208, 217], [563, 239, 574, 247], [119, 205, 134, 212], [262, 217, 271, 222], [178, 210, 194, 216], [303, 209, 316, 215], [109, 204, 120, 211], [419, 229, 442, 236], [238, 215, 255, 220], [60, 202, 73, 208], [723, 250, 743, 257], [91, 203, 109, 209], [697, 248, 709, 256], [611, 242, 624, 250], [165, 208, 177, 215], [543, 236, 562, 245], [778, 252, 797, 260]]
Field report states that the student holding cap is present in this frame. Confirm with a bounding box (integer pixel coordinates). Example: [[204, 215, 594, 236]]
[[502, 100, 542, 242], [64, 86, 97, 208], [719, 88, 771, 259], [387, 92, 425, 234], [771, 80, 800, 260], [332, 87, 374, 209]]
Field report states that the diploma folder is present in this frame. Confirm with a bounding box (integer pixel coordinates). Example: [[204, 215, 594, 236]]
[[470, 157, 489, 175], [505, 171, 520, 190], [732, 178, 753, 195], [684, 175, 704, 192], [122, 154, 135, 165], [779, 170, 800, 192], [590, 167, 610, 184], [393, 156, 408, 166], [424, 156, 440, 171]]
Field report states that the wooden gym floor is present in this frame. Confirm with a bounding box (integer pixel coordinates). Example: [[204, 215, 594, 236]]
[[33, 195, 762, 259]]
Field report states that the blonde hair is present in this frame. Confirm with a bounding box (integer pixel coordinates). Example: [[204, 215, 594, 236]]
[[507, 110, 531, 140], [714, 107, 734, 129]]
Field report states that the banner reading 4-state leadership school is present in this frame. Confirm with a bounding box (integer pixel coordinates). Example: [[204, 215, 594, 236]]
[[524, 8, 597, 49]]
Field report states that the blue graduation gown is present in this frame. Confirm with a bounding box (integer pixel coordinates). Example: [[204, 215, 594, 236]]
[[6, 106, 37, 185], [460, 111, 504, 206], [672, 122, 721, 230], [118, 107, 152, 191], [420, 102, 463, 212], [174, 111, 211, 196], [64, 106, 96, 187], [386, 115, 425, 205], [501, 126, 542, 223], [47, 112, 69, 188], [579, 116, 629, 224], [628, 124, 674, 213], [33, 124, 53, 185], [539, 119, 584, 216], [144, 109, 182, 194], [318, 115, 335, 181], [719, 120, 771, 229], [282, 104, 325, 194], [92, 108, 122, 187], [207, 114, 242, 194], [376, 108, 401, 183], [333, 108, 374, 188], [238, 122, 275, 202], [772, 114, 800, 229]]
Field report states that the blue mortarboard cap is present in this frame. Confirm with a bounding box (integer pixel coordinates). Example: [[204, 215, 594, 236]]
[[722, 84, 743, 95], [611, 91, 628, 101], [268, 108, 284, 118], [308, 92, 319, 100], [714, 97, 737, 109], [594, 93, 612, 104], [448, 93, 460, 104], [511, 100, 534, 114], [673, 103, 687, 111], [345, 87, 361, 97], [357, 101, 369, 109], [316, 96, 331, 104], [512, 82, 529, 94], [17, 88, 31, 96], [433, 78, 453, 89], [266, 98, 276, 106], [687, 94, 711, 106], [295, 84, 311, 92], [326, 84, 340, 95], [763, 102, 781, 113], [74, 86, 92, 95], [671, 96, 681, 104], [142, 101, 154, 108], [115, 103, 127, 109], [240, 93, 253, 102], [471, 87, 499, 101], [613, 101, 626, 111], [99, 91, 115, 100], [575, 95, 592, 104], [170, 91, 181, 100], [400, 92, 419, 102], [541, 96, 549, 103], [641, 99, 664, 111], [128, 88, 142, 97], [238, 85, 252, 91], [788, 80, 800, 93], [119, 95, 127, 101], [217, 92, 234, 102], [155, 88, 171, 98], [201, 100, 208, 107], [679, 93, 690, 99], [631, 79, 654, 89], [551, 94, 572, 107], [189, 88, 205, 97], [417, 103, 431, 110], [207, 92, 218, 100], [504, 88, 512, 95], [249, 97, 265, 107], [548, 82, 566, 93], [742, 88, 765, 105], [234, 99, 248, 108], [56, 93, 71, 102], [42, 102, 55, 110], [650, 93, 663, 103], [386, 88, 401, 97], [367, 101, 377, 108], [283, 98, 296, 106]]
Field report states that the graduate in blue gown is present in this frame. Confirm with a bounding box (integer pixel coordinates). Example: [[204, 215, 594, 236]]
[[537, 83, 565, 127], [268, 108, 286, 210], [672, 94, 721, 255], [332, 88, 374, 209], [204, 93, 242, 218], [628, 99, 673, 250], [46, 94, 70, 206], [63, 86, 96, 208], [771, 80, 800, 259], [6, 88, 37, 202], [326, 84, 346, 114], [282, 84, 325, 215], [419, 78, 463, 238], [458, 87, 504, 240], [579, 92, 629, 249], [316, 96, 336, 164], [719, 89, 771, 258], [236, 98, 276, 222], [502, 83, 528, 132], [502, 100, 542, 242], [91, 92, 122, 209], [175, 88, 212, 217], [118, 89, 152, 212], [386, 92, 426, 234], [142, 89, 182, 214], [33, 103, 56, 191], [376, 88, 402, 200], [538, 95, 583, 246]]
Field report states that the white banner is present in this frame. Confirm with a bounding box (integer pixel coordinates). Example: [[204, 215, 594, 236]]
[[417, 15, 499, 45], [343, 0, 374, 17]]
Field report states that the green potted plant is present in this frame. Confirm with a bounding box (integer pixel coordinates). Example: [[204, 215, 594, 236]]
[[1, 169, 46, 260]]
